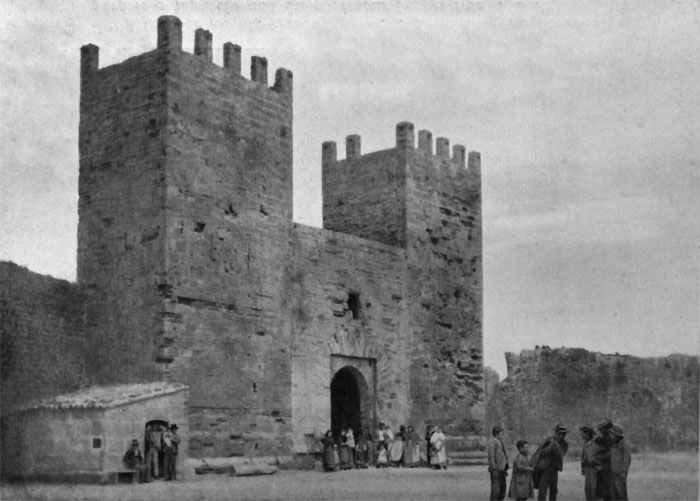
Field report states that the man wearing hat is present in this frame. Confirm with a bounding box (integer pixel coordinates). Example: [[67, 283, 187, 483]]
[[609, 425, 631, 500], [579, 424, 601, 500], [536, 424, 568, 501], [123, 438, 149, 483], [163, 423, 182, 480], [594, 418, 614, 500], [487, 425, 509, 501]]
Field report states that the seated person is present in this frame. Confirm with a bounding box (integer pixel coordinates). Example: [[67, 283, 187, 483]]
[[123, 438, 149, 483]]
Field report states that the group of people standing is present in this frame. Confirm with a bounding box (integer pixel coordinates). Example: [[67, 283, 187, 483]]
[[320, 423, 447, 472], [488, 419, 631, 501], [123, 423, 182, 483]]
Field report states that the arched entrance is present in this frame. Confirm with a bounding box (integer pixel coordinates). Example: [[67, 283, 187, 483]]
[[330, 365, 371, 439]]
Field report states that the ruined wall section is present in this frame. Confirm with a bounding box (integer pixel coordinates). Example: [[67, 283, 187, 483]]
[[154, 20, 296, 458], [490, 348, 699, 451], [322, 138, 407, 248], [403, 126, 484, 440], [77, 45, 168, 384], [288, 224, 409, 452], [0, 262, 86, 478], [0, 262, 86, 410]]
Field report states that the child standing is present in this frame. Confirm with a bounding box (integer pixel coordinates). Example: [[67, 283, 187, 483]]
[[509, 440, 534, 500], [376, 442, 388, 468]]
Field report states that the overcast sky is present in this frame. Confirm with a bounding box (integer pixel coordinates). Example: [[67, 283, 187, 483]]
[[1, 1, 699, 376]]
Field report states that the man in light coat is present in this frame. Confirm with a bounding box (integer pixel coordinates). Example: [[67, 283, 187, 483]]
[[488, 425, 509, 501]]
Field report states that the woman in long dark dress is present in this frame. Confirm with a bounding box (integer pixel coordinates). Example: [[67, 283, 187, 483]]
[[404, 425, 420, 467], [354, 430, 369, 468], [321, 430, 337, 472], [389, 425, 406, 466], [338, 429, 351, 470], [425, 425, 435, 468]]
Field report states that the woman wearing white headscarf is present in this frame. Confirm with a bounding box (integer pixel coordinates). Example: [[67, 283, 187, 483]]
[[429, 426, 447, 469]]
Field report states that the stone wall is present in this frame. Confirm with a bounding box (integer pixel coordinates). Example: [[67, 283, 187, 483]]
[[486, 347, 699, 451], [0, 262, 86, 478], [78, 44, 168, 384], [322, 140, 407, 247], [157, 26, 294, 459], [289, 224, 409, 451], [15, 388, 187, 481], [0, 262, 86, 409], [404, 135, 484, 439], [0, 16, 487, 465]]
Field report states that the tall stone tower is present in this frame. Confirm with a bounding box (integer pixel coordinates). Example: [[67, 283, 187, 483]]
[[79, 16, 295, 454], [322, 125, 484, 438]]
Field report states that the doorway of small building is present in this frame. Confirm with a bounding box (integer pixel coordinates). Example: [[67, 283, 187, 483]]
[[330, 365, 373, 440], [144, 419, 169, 479]]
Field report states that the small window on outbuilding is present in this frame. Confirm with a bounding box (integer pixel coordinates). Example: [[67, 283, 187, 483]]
[[92, 437, 102, 449], [348, 292, 360, 319]]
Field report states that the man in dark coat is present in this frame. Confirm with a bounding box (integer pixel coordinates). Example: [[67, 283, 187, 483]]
[[123, 439, 149, 483], [163, 423, 182, 480], [536, 424, 568, 501], [580, 424, 602, 500], [609, 425, 631, 500], [594, 418, 614, 500]]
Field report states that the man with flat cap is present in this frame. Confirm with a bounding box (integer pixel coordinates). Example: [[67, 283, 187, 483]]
[[579, 424, 602, 500], [535, 424, 568, 501], [609, 425, 631, 500]]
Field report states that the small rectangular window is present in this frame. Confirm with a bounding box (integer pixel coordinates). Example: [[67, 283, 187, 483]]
[[92, 437, 102, 449], [348, 292, 360, 319]]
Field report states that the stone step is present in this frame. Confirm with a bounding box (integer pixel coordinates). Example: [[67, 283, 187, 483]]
[[447, 450, 488, 460], [449, 457, 489, 466]]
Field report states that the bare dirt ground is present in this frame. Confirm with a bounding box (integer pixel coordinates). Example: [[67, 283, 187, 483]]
[[1, 452, 697, 501]]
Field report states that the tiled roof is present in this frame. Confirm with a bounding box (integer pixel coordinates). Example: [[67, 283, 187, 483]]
[[20, 382, 188, 411]]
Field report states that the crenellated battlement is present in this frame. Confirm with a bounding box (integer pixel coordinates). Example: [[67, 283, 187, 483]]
[[80, 15, 292, 95], [3, 15, 486, 467], [322, 121, 480, 176]]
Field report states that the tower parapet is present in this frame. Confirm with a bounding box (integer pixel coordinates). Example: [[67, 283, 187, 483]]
[[322, 121, 480, 249], [223, 42, 242, 74], [80, 16, 291, 95], [194, 28, 213, 61], [251, 56, 268, 85], [157, 15, 183, 51], [323, 122, 478, 173], [321, 121, 483, 435], [418, 130, 433, 154], [396, 121, 415, 149], [346, 134, 361, 160]]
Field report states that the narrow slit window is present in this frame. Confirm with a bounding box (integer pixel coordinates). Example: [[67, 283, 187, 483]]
[[348, 292, 360, 319]]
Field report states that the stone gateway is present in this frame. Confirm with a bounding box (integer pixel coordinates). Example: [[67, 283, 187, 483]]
[[0, 14, 484, 474]]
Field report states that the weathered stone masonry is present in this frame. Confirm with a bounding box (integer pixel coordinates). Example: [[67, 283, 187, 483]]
[[486, 347, 699, 452], [0, 15, 484, 462], [0, 262, 87, 475]]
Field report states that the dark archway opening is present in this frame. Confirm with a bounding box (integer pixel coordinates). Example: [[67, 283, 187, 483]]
[[331, 367, 362, 439]]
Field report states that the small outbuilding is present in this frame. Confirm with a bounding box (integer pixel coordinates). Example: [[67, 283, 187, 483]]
[[11, 382, 188, 483]]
